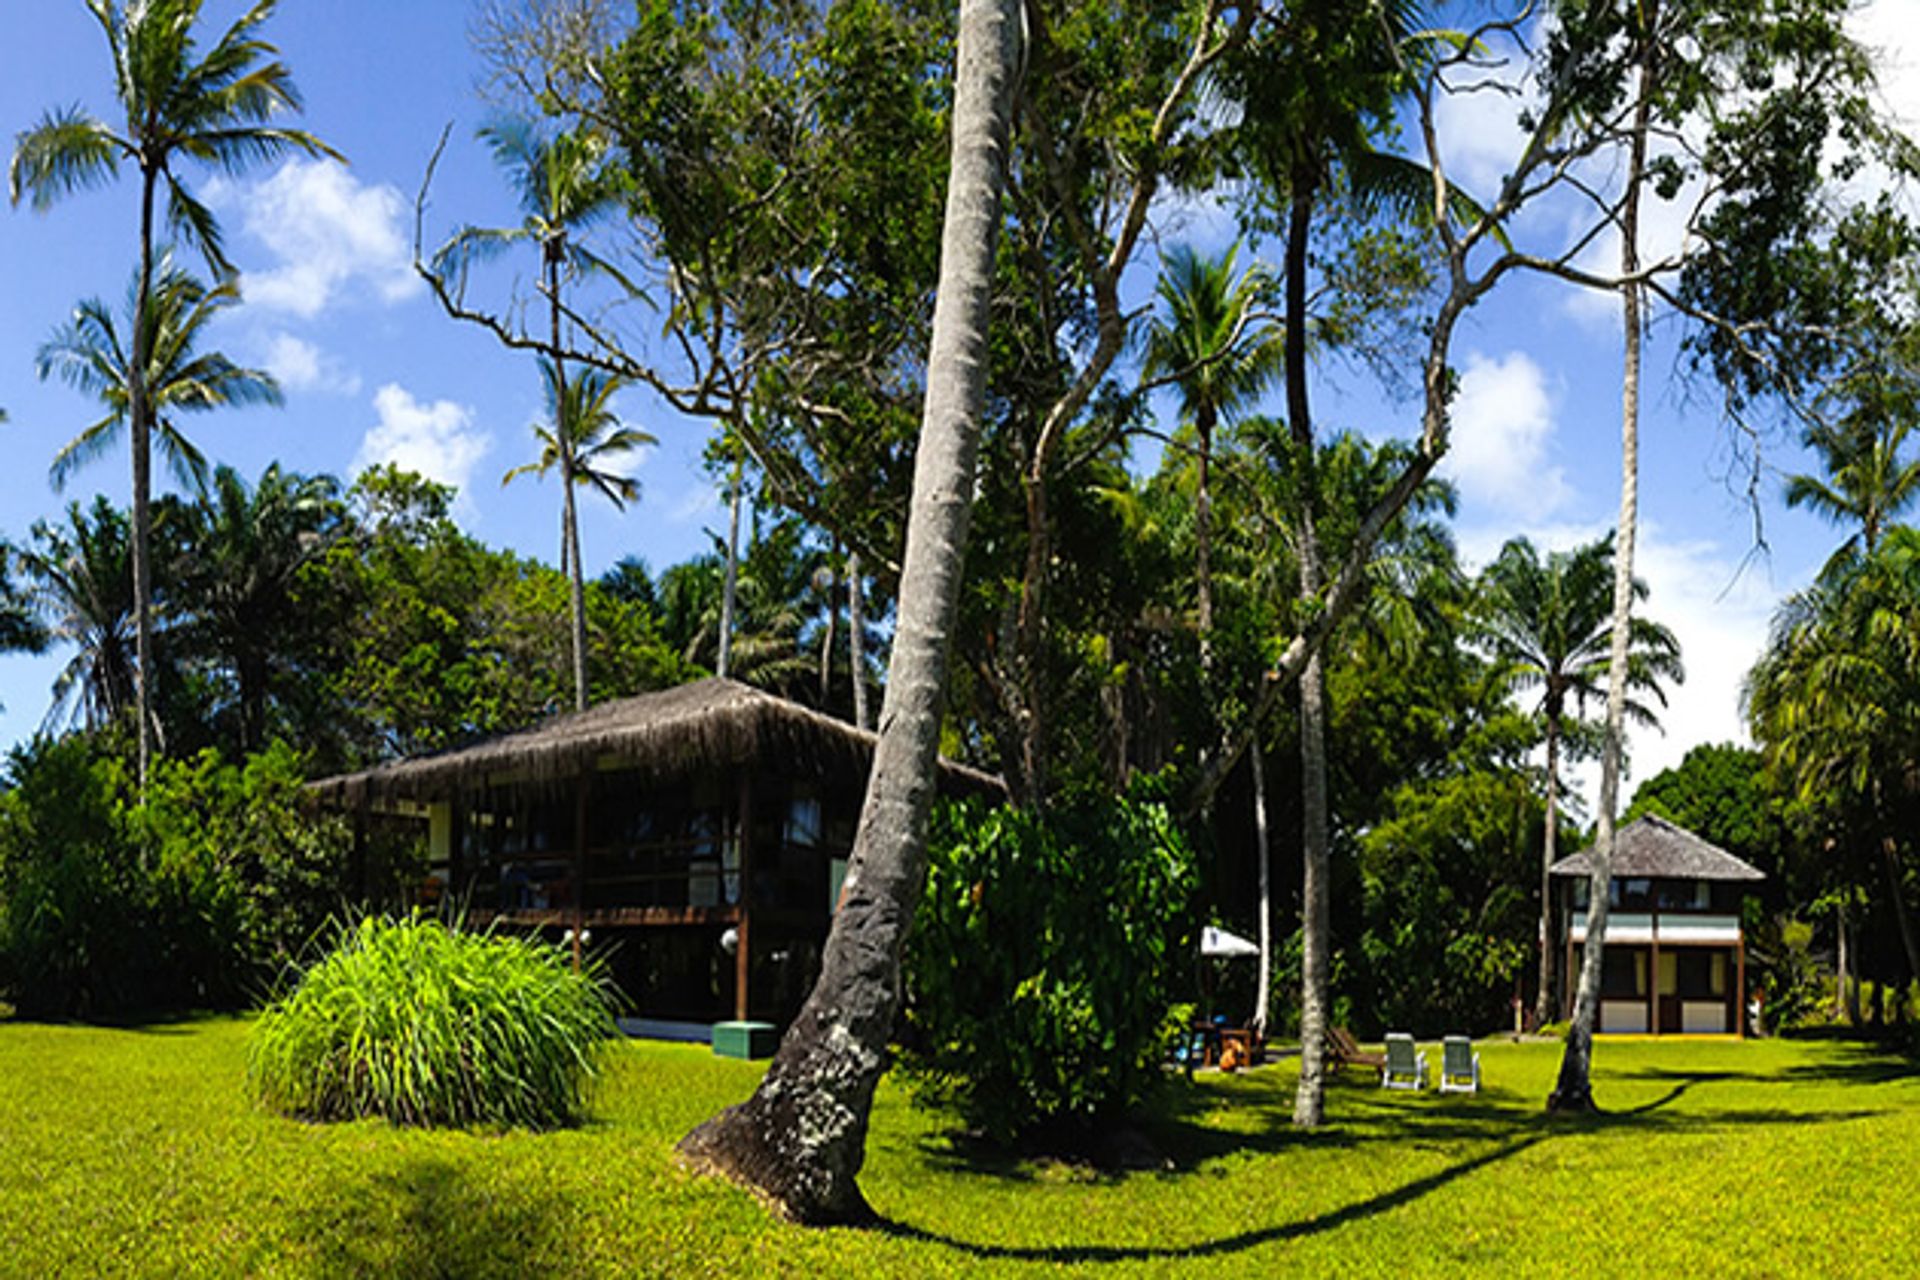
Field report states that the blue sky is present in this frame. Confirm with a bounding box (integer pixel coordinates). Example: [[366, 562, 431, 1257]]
[[4, 0, 1919, 802]]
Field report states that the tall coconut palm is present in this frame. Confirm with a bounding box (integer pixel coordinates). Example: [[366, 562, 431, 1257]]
[[1223, 0, 1490, 1129], [34, 260, 281, 753], [9, 0, 335, 784], [1476, 533, 1682, 1028], [436, 119, 628, 710], [676, 0, 1023, 1222], [504, 357, 653, 703]]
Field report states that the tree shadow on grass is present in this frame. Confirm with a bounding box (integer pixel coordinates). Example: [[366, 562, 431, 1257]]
[[289, 1156, 565, 1279], [882, 1134, 1546, 1264], [886, 1075, 1884, 1264]]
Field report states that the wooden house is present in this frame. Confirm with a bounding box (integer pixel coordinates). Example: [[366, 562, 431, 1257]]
[[309, 678, 1002, 1029], [1550, 814, 1765, 1035]]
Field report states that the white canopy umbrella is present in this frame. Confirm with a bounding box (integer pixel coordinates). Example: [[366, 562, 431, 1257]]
[[1200, 925, 1259, 958]]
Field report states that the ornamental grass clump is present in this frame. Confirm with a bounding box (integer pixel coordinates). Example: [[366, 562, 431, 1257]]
[[248, 915, 618, 1129]]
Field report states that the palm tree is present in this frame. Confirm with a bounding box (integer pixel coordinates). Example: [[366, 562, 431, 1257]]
[[1227, 0, 1476, 1129], [10, 498, 145, 734], [676, 0, 1022, 1222], [1746, 533, 1920, 1010], [34, 260, 281, 751], [1785, 414, 1920, 580], [10, 0, 335, 784], [172, 463, 346, 752], [1476, 534, 1682, 1029], [1141, 243, 1281, 675], [436, 119, 628, 711], [504, 358, 653, 705]]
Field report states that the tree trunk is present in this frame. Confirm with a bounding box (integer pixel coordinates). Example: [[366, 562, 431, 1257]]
[[131, 165, 159, 792], [1282, 177, 1335, 1130], [1838, 895, 1858, 1024], [848, 549, 869, 732], [719, 450, 744, 680], [819, 547, 837, 705], [676, 0, 1021, 1223], [1195, 404, 1215, 682], [1534, 708, 1563, 1026], [1251, 717, 1272, 1039], [550, 252, 588, 713], [1550, 17, 1656, 1112]]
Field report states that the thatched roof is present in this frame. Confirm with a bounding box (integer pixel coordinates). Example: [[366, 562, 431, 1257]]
[[308, 677, 1004, 807], [1549, 814, 1765, 882]]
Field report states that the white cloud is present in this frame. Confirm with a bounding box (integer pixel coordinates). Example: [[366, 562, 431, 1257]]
[[1440, 351, 1571, 520], [353, 384, 490, 496], [211, 159, 420, 317], [258, 332, 360, 396]]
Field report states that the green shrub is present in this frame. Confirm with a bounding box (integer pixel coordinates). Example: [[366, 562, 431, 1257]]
[[248, 915, 619, 1128], [0, 736, 350, 1018], [904, 789, 1197, 1145]]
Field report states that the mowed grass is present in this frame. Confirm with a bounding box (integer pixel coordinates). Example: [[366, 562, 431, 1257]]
[[1, 1022, 1915, 1278]]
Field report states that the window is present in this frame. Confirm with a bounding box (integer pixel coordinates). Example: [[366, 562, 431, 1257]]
[[1609, 878, 1652, 910], [1602, 948, 1646, 998]]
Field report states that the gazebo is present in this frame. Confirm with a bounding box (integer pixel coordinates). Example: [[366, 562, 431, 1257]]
[[310, 677, 1002, 1029], [1550, 814, 1766, 1036]]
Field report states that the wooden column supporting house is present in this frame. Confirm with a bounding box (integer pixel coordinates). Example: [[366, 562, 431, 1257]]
[[1650, 932, 1661, 1037], [572, 773, 590, 972], [1737, 934, 1747, 1039], [735, 771, 753, 1022], [351, 800, 369, 901], [448, 800, 466, 905]]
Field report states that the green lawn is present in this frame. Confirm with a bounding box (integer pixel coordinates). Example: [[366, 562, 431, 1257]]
[[1, 1021, 1914, 1277]]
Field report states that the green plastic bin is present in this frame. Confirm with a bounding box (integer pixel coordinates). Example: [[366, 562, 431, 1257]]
[[712, 1021, 778, 1060]]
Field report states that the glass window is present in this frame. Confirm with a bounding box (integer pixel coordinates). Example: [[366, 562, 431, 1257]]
[[1609, 878, 1652, 910], [786, 793, 822, 849], [1602, 948, 1645, 997]]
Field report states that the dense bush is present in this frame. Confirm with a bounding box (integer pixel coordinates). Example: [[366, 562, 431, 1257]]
[[903, 789, 1197, 1145], [249, 915, 619, 1128], [0, 736, 349, 1018]]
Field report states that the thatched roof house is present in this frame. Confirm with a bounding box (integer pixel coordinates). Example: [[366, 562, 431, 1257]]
[[1548, 814, 1765, 883], [310, 676, 1002, 807], [309, 678, 1002, 1032]]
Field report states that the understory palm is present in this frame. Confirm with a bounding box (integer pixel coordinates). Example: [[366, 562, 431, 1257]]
[[9, 498, 147, 735]]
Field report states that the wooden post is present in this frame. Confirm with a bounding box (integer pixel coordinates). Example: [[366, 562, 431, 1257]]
[[1736, 935, 1747, 1038], [351, 799, 369, 905], [734, 772, 754, 1022], [572, 774, 590, 973], [1650, 914, 1661, 1037], [449, 798, 467, 909]]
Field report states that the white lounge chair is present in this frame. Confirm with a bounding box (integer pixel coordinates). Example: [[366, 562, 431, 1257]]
[[1439, 1035, 1481, 1094], [1381, 1033, 1428, 1090]]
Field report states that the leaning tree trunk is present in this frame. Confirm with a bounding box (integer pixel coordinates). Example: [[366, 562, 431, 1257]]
[[1551, 21, 1655, 1111], [676, 0, 1022, 1223], [848, 549, 870, 732], [1534, 707, 1563, 1027]]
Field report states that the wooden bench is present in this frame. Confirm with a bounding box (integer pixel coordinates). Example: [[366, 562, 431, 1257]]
[[1327, 1025, 1386, 1075]]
